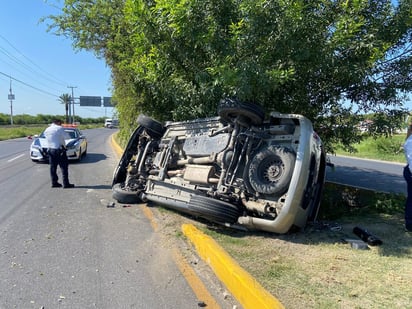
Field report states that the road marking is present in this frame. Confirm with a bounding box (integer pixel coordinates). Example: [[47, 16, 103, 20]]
[[182, 224, 285, 309], [173, 249, 221, 309], [142, 205, 159, 231], [141, 206, 221, 308], [8, 154, 25, 162]]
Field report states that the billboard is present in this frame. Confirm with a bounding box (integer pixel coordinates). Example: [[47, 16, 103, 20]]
[[103, 96, 114, 107], [79, 96, 101, 107]]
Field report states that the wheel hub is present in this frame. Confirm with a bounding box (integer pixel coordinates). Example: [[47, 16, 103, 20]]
[[264, 160, 283, 183]]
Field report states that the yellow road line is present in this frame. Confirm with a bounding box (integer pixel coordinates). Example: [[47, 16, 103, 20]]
[[173, 249, 222, 309], [141, 206, 159, 231], [111, 133, 123, 156], [141, 206, 221, 308], [182, 224, 284, 309]]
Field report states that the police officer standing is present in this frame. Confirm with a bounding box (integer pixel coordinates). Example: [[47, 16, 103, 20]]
[[403, 125, 412, 232], [44, 119, 75, 188]]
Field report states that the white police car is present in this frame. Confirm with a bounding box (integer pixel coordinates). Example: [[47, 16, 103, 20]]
[[29, 125, 88, 162]]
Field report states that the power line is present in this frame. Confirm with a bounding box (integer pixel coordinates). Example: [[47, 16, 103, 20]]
[[0, 71, 59, 98], [0, 33, 112, 118], [0, 33, 71, 102], [0, 33, 69, 88], [0, 45, 61, 87], [0, 53, 65, 95]]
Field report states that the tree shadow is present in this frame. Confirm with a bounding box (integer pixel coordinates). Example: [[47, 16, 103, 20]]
[[127, 193, 411, 258], [201, 213, 411, 258]]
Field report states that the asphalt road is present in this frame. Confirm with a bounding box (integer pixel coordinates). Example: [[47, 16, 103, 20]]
[[0, 128, 405, 308], [326, 155, 406, 195], [0, 128, 224, 309]]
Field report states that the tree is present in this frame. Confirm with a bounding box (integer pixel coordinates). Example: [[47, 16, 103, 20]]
[[45, 0, 412, 151], [366, 109, 407, 137], [59, 93, 71, 123]]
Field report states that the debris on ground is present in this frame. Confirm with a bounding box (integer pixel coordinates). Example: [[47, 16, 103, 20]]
[[353, 226, 383, 246]]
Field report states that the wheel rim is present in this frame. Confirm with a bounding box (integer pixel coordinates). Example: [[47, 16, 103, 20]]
[[246, 146, 295, 196], [261, 158, 285, 184]]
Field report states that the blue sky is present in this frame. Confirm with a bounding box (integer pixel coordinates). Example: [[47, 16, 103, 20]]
[[0, 1, 114, 119]]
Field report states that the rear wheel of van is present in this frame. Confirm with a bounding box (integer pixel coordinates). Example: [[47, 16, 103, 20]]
[[218, 98, 265, 126], [112, 183, 143, 204], [246, 146, 296, 196], [137, 114, 165, 139], [188, 195, 241, 224]]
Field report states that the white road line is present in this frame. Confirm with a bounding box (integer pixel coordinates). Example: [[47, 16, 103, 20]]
[[7, 154, 25, 162]]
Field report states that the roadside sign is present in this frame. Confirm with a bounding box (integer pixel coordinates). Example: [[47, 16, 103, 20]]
[[79, 96, 101, 106], [103, 96, 114, 107]]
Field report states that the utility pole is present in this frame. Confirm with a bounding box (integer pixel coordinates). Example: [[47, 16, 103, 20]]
[[67, 86, 77, 124], [8, 78, 15, 125]]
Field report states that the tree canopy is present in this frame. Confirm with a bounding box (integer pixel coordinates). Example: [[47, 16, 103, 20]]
[[45, 0, 412, 150]]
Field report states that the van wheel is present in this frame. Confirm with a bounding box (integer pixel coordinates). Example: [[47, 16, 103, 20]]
[[246, 146, 295, 196], [188, 195, 241, 224], [112, 183, 142, 204], [137, 114, 165, 138], [218, 98, 265, 125]]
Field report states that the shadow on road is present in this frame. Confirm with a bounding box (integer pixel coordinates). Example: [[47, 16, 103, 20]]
[[73, 184, 112, 190], [71, 153, 107, 164]]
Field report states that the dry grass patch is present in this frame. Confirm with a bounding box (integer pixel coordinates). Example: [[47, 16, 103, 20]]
[[147, 182, 412, 309], [201, 216, 412, 309]]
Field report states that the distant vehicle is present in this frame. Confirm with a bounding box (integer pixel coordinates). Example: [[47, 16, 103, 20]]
[[29, 125, 88, 162], [112, 98, 327, 234], [105, 118, 119, 128]]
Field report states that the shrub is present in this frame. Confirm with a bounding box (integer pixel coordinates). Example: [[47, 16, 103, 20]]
[[375, 136, 404, 155], [319, 183, 405, 220]]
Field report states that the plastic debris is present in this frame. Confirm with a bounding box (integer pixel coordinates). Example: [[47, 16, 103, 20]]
[[353, 226, 383, 246], [343, 238, 369, 250]]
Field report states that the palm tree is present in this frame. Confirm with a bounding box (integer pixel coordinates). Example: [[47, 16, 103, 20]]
[[59, 93, 71, 123]]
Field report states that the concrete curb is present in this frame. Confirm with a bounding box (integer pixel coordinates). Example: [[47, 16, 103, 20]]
[[110, 132, 284, 309], [182, 224, 284, 309], [111, 133, 124, 156]]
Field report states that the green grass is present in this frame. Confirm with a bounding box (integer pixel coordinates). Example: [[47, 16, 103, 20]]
[[319, 183, 405, 219], [335, 134, 405, 163], [114, 129, 411, 308], [0, 124, 103, 141], [0, 125, 46, 141]]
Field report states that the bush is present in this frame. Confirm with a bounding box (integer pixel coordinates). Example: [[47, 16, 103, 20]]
[[319, 183, 405, 220], [375, 136, 404, 155]]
